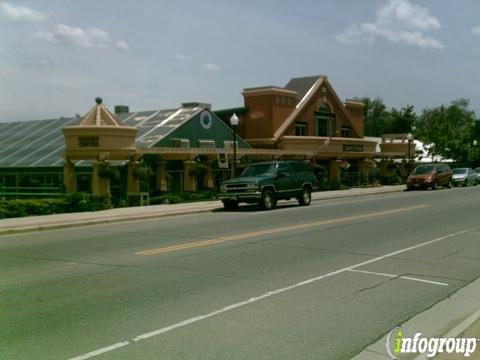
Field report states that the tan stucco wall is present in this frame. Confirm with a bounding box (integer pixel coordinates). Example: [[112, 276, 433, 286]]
[[243, 89, 296, 139]]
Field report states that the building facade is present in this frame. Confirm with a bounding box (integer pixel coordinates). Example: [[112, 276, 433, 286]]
[[0, 75, 413, 201]]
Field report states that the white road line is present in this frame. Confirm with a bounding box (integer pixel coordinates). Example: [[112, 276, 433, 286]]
[[68, 228, 474, 360], [400, 276, 449, 286], [348, 269, 449, 286], [68, 341, 130, 360]]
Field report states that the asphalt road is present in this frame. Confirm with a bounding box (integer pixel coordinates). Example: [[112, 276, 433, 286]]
[[1, 186, 480, 360]]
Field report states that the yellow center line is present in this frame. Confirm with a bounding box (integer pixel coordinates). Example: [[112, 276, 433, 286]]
[[136, 204, 430, 256]]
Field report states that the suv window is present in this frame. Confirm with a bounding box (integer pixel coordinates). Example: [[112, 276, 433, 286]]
[[290, 162, 308, 173], [240, 163, 276, 177], [276, 163, 291, 176]]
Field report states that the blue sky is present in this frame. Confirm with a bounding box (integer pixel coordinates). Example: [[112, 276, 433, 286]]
[[1, 0, 480, 121]]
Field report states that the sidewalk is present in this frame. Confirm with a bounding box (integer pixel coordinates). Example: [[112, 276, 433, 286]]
[[352, 277, 480, 360], [0, 185, 405, 235]]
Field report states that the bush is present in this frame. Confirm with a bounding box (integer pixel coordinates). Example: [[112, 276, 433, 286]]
[[149, 191, 217, 205], [65, 192, 91, 212], [0, 198, 67, 219], [317, 181, 341, 191], [0, 193, 112, 219], [379, 173, 403, 185]]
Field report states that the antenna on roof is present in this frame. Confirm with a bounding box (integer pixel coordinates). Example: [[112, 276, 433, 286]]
[[95, 97, 103, 105]]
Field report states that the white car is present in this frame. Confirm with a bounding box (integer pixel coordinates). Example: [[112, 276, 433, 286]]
[[452, 168, 478, 186], [475, 167, 480, 181]]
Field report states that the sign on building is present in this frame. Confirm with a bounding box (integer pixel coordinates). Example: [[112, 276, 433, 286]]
[[217, 152, 229, 168]]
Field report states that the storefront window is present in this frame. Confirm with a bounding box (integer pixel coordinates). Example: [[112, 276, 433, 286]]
[[295, 122, 308, 136], [341, 125, 351, 138], [315, 106, 335, 137]]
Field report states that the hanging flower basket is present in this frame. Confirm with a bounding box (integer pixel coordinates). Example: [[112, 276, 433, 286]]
[[338, 160, 350, 170], [134, 166, 154, 180], [189, 163, 209, 176], [98, 165, 121, 181]]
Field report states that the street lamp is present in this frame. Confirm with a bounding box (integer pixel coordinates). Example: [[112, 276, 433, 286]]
[[474, 140, 478, 166], [407, 132, 413, 175], [230, 113, 239, 177]]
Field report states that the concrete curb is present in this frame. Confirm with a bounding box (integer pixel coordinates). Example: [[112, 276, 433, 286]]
[[351, 276, 480, 360], [0, 207, 216, 235], [0, 186, 405, 236]]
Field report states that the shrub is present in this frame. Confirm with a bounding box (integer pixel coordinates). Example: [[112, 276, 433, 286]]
[[65, 192, 92, 212], [0, 198, 68, 218], [379, 173, 403, 185], [149, 191, 217, 205]]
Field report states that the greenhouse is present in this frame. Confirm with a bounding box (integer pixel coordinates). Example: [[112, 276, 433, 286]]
[[0, 100, 251, 202]]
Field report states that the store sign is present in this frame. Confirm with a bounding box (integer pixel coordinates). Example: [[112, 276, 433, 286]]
[[78, 136, 99, 147], [200, 110, 213, 130], [343, 144, 363, 152], [217, 152, 229, 168]]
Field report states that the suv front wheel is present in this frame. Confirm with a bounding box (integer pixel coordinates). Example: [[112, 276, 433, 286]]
[[297, 187, 312, 206], [260, 189, 276, 210], [222, 200, 239, 210]]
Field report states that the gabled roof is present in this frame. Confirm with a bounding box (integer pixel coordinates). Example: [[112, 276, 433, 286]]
[[273, 76, 362, 141], [77, 98, 125, 127], [273, 76, 325, 139], [285, 75, 322, 100]]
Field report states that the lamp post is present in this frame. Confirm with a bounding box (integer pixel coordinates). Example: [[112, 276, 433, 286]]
[[230, 113, 239, 178], [474, 140, 478, 166], [407, 132, 413, 175]]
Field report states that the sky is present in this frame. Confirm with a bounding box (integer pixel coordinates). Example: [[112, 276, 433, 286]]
[[1, 0, 480, 121]]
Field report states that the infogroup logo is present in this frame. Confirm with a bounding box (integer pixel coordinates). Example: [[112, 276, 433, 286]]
[[385, 327, 479, 359]]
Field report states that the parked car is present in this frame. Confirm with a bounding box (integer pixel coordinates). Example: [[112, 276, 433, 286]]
[[475, 167, 480, 181], [451, 168, 478, 186], [406, 163, 452, 190], [219, 161, 318, 210]]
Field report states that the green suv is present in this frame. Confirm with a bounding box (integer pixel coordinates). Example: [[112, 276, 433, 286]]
[[219, 161, 318, 210]]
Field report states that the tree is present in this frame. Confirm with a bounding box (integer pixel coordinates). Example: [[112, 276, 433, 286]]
[[387, 105, 416, 134], [358, 97, 417, 136], [416, 99, 477, 163], [359, 97, 389, 137]]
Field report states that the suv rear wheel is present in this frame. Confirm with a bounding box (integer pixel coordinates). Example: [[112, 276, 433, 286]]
[[222, 200, 238, 210], [260, 189, 276, 210], [297, 187, 312, 206]]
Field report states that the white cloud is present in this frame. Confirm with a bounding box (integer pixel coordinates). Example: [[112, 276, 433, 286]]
[[203, 63, 219, 72], [0, 2, 47, 22], [472, 26, 480, 35], [175, 53, 194, 61], [34, 24, 129, 51], [335, 0, 444, 49], [115, 40, 129, 50]]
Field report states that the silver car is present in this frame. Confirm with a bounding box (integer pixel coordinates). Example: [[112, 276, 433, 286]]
[[452, 168, 478, 186], [475, 167, 480, 181]]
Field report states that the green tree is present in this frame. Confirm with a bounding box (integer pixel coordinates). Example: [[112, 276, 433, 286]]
[[387, 105, 417, 134], [416, 99, 476, 163], [359, 97, 417, 136], [359, 97, 389, 136]]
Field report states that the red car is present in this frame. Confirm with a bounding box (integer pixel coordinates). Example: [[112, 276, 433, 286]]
[[406, 163, 452, 190]]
